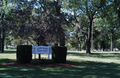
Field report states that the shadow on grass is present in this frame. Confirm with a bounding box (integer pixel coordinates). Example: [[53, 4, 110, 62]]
[[0, 50, 16, 54], [67, 51, 120, 58], [0, 59, 120, 78], [0, 59, 16, 65]]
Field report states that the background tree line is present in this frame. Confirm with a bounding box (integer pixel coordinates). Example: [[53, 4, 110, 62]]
[[0, 0, 120, 54]]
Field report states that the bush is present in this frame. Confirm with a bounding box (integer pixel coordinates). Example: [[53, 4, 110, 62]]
[[52, 46, 67, 63], [17, 45, 32, 63], [31, 59, 53, 65]]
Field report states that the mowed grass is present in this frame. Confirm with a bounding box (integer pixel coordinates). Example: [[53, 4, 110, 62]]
[[1, 50, 120, 78]]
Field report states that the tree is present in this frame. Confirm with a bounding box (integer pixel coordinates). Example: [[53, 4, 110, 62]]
[[0, 0, 73, 58], [99, 0, 119, 51], [113, 0, 120, 23], [68, 14, 88, 51], [64, 0, 107, 53], [9, 0, 70, 46], [0, 0, 23, 52], [0, 0, 9, 52]]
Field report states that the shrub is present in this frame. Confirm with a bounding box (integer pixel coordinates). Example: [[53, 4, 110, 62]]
[[52, 46, 67, 63], [17, 45, 32, 63], [31, 59, 53, 65]]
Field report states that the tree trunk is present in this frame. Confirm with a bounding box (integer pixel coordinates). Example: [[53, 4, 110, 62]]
[[76, 37, 80, 51], [27, 40, 29, 45], [1, 29, 5, 52], [91, 20, 94, 51], [37, 36, 45, 59], [1, 38, 4, 52], [86, 19, 92, 54], [0, 30, 1, 52], [60, 31, 65, 46], [6, 43, 8, 49], [101, 41, 106, 51], [80, 39, 82, 51], [37, 37, 41, 60], [1, 25, 5, 52], [111, 29, 113, 51], [20, 39, 22, 45], [77, 43, 79, 51], [55, 1, 65, 46], [80, 42, 81, 51], [86, 39, 91, 54], [1, 13, 5, 52]]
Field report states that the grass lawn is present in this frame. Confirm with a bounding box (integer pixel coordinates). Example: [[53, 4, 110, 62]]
[[1, 50, 120, 78]]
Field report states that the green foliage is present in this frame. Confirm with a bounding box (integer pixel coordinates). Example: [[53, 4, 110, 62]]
[[17, 45, 32, 63], [52, 46, 67, 63], [1, 0, 120, 51]]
